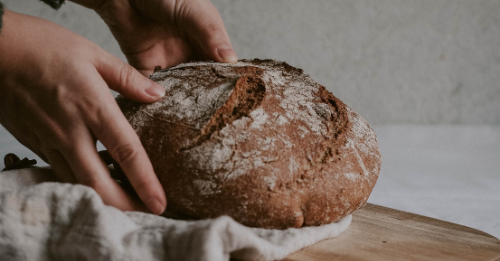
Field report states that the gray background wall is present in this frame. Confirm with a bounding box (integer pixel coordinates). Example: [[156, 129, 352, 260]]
[[2, 0, 500, 124]]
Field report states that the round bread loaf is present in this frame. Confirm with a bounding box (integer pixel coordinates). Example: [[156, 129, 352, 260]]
[[116, 59, 381, 229]]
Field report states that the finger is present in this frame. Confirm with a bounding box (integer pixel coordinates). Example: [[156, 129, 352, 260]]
[[45, 149, 78, 184], [133, 0, 238, 63], [174, 0, 238, 63], [64, 131, 148, 212], [95, 53, 165, 103], [88, 87, 167, 215]]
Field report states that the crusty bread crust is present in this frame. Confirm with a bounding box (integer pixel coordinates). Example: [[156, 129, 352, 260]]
[[117, 59, 381, 229]]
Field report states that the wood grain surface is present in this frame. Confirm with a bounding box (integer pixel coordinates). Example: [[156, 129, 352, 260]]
[[284, 203, 500, 261]]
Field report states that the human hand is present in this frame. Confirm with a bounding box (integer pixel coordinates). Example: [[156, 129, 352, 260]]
[[0, 10, 167, 214], [71, 0, 238, 76]]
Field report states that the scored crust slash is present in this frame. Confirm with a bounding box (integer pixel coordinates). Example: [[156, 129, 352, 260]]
[[116, 59, 382, 229]]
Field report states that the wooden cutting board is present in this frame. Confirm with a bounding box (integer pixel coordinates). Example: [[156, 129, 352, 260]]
[[284, 203, 500, 261]]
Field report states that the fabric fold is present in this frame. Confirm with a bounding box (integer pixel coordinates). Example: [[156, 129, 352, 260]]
[[0, 169, 351, 261]]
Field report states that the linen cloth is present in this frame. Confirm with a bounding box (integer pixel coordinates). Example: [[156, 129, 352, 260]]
[[0, 168, 351, 261]]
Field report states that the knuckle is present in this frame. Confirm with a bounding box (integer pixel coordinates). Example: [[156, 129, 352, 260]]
[[118, 64, 136, 90], [204, 21, 222, 34], [88, 113, 107, 140], [77, 98, 102, 124], [83, 99, 117, 139], [174, 0, 198, 28], [174, 0, 187, 13], [110, 142, 140, 166]]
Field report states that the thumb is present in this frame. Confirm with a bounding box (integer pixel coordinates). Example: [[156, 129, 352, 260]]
[[96, 53, 165, 102], [133, 0, 238, 63]]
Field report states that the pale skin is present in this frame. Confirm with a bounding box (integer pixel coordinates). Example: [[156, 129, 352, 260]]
[[0, 0, 237, 214]]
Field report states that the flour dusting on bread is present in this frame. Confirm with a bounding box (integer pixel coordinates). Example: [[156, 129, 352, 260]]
[[117, 59, 381, 229]]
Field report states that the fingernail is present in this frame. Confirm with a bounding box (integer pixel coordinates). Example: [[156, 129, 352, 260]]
[[217, 45, 238, 63], [145, 82, 165, 98], [147, 198, 165, 215]]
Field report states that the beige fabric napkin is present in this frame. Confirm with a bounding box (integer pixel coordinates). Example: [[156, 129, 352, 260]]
[[0, 168, 351, 261]]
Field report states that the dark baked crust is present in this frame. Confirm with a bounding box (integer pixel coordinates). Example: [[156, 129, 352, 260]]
[[117, 59, 381, 229]]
